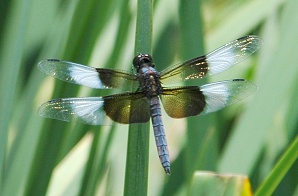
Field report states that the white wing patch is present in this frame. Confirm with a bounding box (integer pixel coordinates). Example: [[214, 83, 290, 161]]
[[201, 79, 257, 114], [38, 60, 104, 89], [68, 64, 104, 89]]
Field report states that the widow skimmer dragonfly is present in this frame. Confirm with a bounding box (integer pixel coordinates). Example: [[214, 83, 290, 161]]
[[38, 35, 262, 175]]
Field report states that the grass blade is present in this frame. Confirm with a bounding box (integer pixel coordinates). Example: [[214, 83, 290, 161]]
[[0, 0, 32, 190], [255, 136, 298, 196]]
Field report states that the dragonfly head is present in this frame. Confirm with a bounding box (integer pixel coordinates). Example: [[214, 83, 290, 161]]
[[133, 53, 155, 70]]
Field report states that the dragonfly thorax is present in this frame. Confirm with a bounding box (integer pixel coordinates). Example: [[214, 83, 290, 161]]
[[139, 67, 162, 98]]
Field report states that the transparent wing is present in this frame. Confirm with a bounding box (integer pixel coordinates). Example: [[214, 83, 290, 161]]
[[38, 97, 114, 125], [205, 35, 262, 75], [200, 79, 257, 114], [160, 35, 262, 84], [38, 93, 150, 125], [160, 79, 256, 118], [38, 59, 139, 89]]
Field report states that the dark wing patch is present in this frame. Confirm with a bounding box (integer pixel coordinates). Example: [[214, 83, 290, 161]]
[[160, 56, 209, 85], [160, 87, 206, 118], [103, 92, 150, 124]]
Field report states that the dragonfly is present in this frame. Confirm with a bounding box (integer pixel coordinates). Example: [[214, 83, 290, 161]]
[[38, 35, 262, 175]]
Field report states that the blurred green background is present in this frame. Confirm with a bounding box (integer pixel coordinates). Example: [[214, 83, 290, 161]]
[[0, 0, 297, 195]]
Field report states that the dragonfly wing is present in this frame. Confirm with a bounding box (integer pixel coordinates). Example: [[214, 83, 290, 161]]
[[38, 59, 139, 89], [160, 35, 262, 84], [38, 93, 150, 125], [160, 79, 256, 118], [206, 35, 262, 76], [38, 97, 114, 125]]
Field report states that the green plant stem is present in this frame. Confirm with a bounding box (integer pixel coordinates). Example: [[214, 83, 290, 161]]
[[124, 0, 152, 195]]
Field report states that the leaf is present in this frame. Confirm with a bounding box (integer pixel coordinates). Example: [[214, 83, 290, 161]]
[[188, 171, 253, 196]]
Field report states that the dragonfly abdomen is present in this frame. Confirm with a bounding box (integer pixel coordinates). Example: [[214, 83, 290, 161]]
[[150, 96, 170, 174]]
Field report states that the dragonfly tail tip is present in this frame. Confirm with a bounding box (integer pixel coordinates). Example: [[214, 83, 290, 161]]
[[165, 167, 171, 175]]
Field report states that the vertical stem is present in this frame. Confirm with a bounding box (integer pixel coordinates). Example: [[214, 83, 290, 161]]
[[124, 0, 152, 195]]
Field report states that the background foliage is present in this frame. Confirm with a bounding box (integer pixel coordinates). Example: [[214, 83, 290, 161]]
[[0, 0, 297, 195]]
